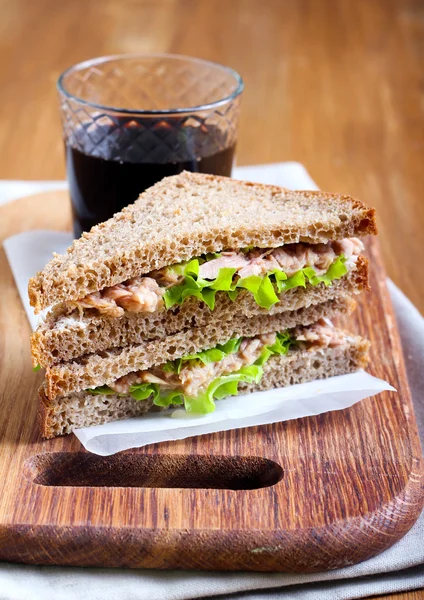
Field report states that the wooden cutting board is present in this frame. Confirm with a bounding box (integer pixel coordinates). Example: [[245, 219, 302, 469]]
[[0, 191, 422, 572]]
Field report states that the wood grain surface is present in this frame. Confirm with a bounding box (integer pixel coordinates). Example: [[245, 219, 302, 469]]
[[0, 191, 422, 572], [1, 0, 424, 593], [1, 0, 424, 320]]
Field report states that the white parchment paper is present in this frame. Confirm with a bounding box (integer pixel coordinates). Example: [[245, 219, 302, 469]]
[[3, 162, 395, 456], [75, 373, 394, 455]]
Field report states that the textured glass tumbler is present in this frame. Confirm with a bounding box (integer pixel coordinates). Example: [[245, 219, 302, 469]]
[[57, 54, 244, 237]]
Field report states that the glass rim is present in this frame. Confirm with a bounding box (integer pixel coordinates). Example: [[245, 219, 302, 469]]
[[57, 53, 244, 115]]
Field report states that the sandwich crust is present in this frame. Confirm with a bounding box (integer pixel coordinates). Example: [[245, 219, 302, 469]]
[[39, 335, 370, 439], [28, 172, 377, 313]]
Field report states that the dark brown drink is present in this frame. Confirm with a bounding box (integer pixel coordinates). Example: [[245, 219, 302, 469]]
[[58, 55, 243, 237], [66, 118, 235, 237]]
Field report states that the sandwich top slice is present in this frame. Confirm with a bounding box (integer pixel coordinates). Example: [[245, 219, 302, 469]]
[[29, 172, 375, 367], [29, 171, 376, 312], [39, 314, 370, 439]]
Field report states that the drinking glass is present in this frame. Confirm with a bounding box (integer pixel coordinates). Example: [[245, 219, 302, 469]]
[[57, 54, 244, 237]]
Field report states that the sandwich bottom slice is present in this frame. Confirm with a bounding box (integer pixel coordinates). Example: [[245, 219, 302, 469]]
[[39, 319, 370, 439]]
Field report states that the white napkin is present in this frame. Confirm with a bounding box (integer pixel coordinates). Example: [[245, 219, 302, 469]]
[[0, 180, 68, 208], [0, 164, 423, 599], [75, 373, 393, 455], [3, 163, 393, 456]]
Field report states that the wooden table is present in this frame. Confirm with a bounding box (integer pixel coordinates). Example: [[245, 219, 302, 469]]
[[0, 0, 422, 596]]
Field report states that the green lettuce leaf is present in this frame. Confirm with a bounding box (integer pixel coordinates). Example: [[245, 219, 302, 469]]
[[164, 337, 242, 374], [86, 331, 295, 414], [267, 331, 293, 355], [154, 390, 185, 407], [163, 254, 348, 311], [237, 274, 280, 310], [129, 382, 159, 401], [32, 364, 42, 372], [184, 364, 264, 414], [255, 331, 294, 366], [134, 331, 293, 413], [87, 385, 117, 396], [303, 254, 348, 286]]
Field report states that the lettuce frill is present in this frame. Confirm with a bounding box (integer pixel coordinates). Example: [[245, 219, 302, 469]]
[[163, 254, 347, 311], [88, 332, 294, 414]]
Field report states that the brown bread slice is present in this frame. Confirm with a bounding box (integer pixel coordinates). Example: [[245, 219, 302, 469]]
[[32, 257, 368, 367], [28, 171, 377, 313], [39, 334, 370, 439], [42, 296, 355, 401]]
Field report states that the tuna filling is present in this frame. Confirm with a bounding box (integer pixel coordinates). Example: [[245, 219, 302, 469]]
[[73, 238, 363, 318], [87, 320, 352, 413]]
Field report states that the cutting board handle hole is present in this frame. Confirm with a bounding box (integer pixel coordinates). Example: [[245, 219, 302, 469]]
[[24, 453, 284, 490]]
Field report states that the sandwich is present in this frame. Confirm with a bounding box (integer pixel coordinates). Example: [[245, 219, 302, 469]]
[[29, 172, 376, 438]]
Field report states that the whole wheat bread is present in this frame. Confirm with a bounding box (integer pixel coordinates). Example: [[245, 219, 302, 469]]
[[39, 335, 369, 438], [28, 172, 377, 312], [32, 259, 367, 367], [42, 296, 356, 400]]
